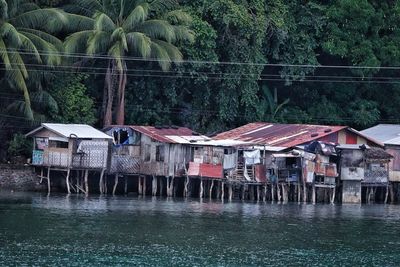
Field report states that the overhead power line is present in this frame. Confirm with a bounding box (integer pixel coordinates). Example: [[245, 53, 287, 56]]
[[3, 48, 400, 70]]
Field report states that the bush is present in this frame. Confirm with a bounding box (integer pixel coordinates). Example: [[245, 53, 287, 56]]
[[7, 133, 32, 159]]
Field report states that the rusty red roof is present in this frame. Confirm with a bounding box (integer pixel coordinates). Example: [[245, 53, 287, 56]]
[[106, 125, 208, 144], [214, 122, 348, 147]]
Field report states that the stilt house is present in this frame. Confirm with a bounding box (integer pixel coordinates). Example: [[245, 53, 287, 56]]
[[26, 123, 112, 170], [103, 125, 209, 177]]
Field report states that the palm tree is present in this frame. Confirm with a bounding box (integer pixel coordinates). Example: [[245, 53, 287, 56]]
[[0, 0, 66, 119], [64, 0, 194, 126]]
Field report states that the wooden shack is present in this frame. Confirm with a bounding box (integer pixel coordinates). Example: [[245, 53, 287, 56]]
[[103, 125, 209, 196], [26, 123, 113, 194]]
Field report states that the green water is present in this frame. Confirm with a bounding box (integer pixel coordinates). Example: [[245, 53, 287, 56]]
[[1, 192, 400, 266]]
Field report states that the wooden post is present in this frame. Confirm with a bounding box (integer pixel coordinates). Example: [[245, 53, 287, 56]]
[[152, 175, 157, 196], [99, 169, 105, 194], [47, 167, 51, 194], [124, 176, 127, 194], [384, 185, 389, 204], [104, 174, 108, 194], [40, 167, 44, 184], [390, 183, 394, 203], [228, 183, 233, 201], [271, 183, 275, 201], [297, 184, 301, 203], [113, 174, 119, 195], [143, 176, 147, 196], [277, 183, 281, 202], [209, 179, 214, 199], [312, 184, 316, 204], [171, 176, 175, 197], [256, 185, 261, 201], [221, 181, 225, 200], [263, 185, 267, 202], [200, 178, 204, 199], [184, 176, 189, 197], [216, 181, 221, 199], [66, 168, 71, 194], [84, 170, 89, 195], [160, 176, 164, 196], [331, 188, 336, 204]]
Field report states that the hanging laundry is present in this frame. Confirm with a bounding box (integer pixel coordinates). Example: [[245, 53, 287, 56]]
[[223, 153, 237, 170], [244, 150, 261, 165]]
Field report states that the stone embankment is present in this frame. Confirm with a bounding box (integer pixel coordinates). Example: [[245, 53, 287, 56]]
[[0, 164, 45, 192]]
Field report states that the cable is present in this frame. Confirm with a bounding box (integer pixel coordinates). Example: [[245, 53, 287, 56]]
[[3, 48, 400, 70]]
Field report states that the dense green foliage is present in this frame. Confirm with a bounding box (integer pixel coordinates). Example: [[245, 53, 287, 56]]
[[1, 0, 400, 159]]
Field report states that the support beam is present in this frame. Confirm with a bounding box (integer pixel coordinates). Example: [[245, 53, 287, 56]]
[[99, 169, 105, 194], [199, 178, 204, 199], [66, 168, 71, 194], [152, 175, 157, 196], [84, 170, 89, 195], [124, 176, 128, 195], [221, 182, 225, 200], [209, 179, 214, 199], [113, 174, 119, 195], [228, 183, 233, 201], [47, 167, 51, 194]]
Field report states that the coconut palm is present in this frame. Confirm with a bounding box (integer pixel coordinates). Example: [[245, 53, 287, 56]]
[[64, 0, 194, 126], [0, 0, 66, 119]]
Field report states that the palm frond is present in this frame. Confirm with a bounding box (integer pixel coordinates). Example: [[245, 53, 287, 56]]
[[63, 0, 102, 17], [19, 3, 40, 14], [9, 52, 28, 78], [63, 14, 95, 32], [19, 31, 60, 66], [87, 31, 110, 55], [0, 22, 22, 47], [18, 33, 42, 62], [138, 19, 175, 43], [122, 3, 149, 32], [64, 30, 93, 54], [126, 32, 151, 57], [172, 25, 194, 43], [150, 41, 171, 71], [164, 10, 192, 25], [17, 28, 63, 51], [10, 8, 68, 33], [152, 39, 182, 62], [6, 99, 33, 119], [94, 11, 115, 32], [110, 27, 128, 51], [31, 90, 59, 113], [0, 38, 11, 69]]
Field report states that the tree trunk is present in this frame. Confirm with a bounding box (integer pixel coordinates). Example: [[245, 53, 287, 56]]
[[103, 60, 116, 126], [115, 61, 127, 125]]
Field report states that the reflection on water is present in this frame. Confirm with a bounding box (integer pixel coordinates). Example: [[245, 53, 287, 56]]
[[1, 191, 400, 266]]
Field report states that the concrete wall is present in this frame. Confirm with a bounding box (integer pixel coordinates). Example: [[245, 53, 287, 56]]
[[342, 180, 362, 203], [0, 164, 45, 192]]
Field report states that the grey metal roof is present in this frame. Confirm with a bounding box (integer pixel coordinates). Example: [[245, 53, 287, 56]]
[[360, 124, 400, 145], [26, 123, 113, 139]]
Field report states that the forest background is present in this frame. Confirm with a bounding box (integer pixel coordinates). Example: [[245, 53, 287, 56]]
[[1, 0, 400, 159]]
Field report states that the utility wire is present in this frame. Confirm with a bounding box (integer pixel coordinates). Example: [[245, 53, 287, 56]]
[[3, 48, 400, 70]]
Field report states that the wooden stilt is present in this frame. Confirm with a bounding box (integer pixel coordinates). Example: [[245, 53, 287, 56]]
[[256, 185, 260, 201], [263, 185, 267, 202], [99, 169, 105, 194], [241, 184, 245, 200], [297, 184, 301, 203], [66, 168, 71, 194], [112, 174, 119, 195], [184, 176, 189, 197], [152, 175, 157, 196], [277, 183, 281, 202], [384, 185, 389, 204], [250, 185, 255, 201], [143, 176, 147, 196], [312, 184, 316, 204], [160, 176, 164, 196], [228, 183, 233, 201], [47, 167, 51, 194], [331, 188, 336, 204], [221, 182, 225, 200], [216, 181, 221, 199], [390, 183, 394, 203], [124, 176, 128, 195], [209, 180, 214, 199], [138, 176, 143, 195], [40, 167, 44, 184], [271, 183, 275, 201], [104, 174, 108, 194], [171, 176, 175, 197], [84, 170, 89, 195], [199, 178, 204, 199]]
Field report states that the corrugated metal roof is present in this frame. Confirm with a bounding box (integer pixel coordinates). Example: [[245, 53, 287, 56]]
[[214, 122, 347, 147], [26, 123, 112, 139], [191, 139, 251, 147], [361, 124, 400, 145], [108, 125, 209, 144]]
